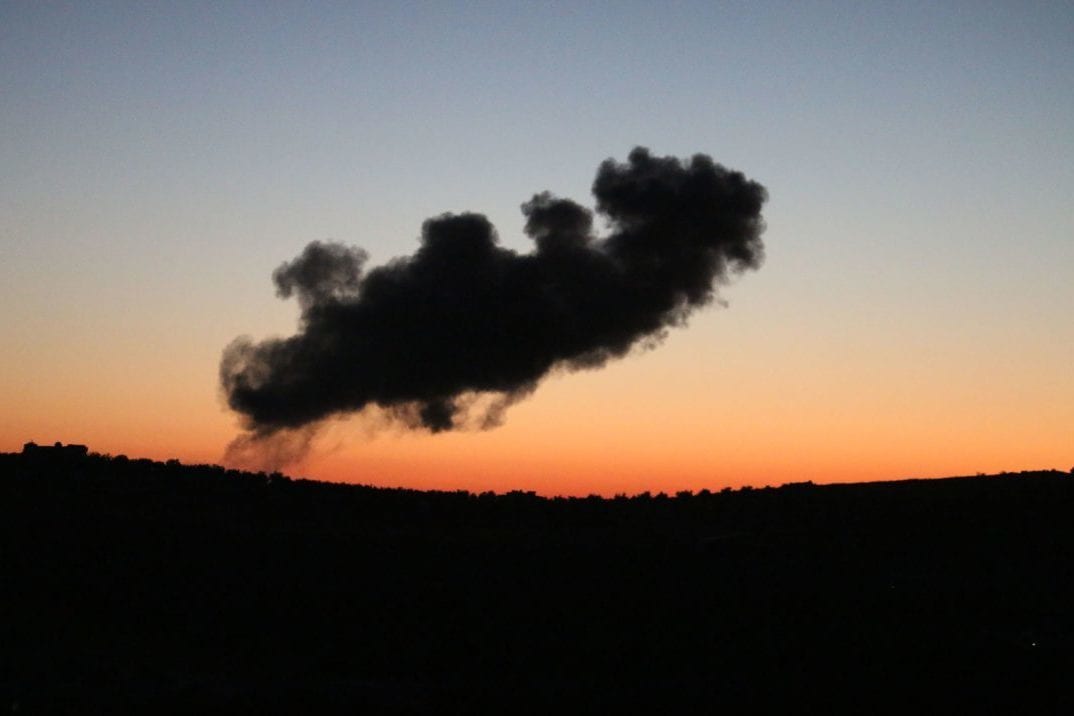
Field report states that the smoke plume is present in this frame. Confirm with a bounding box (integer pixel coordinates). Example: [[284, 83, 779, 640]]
[[221, 147, 767, 441]]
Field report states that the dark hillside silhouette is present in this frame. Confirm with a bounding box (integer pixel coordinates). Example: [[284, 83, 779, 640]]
[[3, 445, 1073, 712]]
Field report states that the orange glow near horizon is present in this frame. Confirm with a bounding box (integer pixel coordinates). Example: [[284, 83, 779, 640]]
[[2, 282, 1070, 497], [4, 408, 1070, 497], [3, 324, 1072, 497]]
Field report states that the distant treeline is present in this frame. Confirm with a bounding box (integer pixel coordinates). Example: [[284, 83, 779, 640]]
[[3, 443, 1073, 712], [10, 439, 1072, 509]]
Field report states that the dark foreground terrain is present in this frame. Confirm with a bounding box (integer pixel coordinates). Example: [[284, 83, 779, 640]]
[[3, 443, 1073, 712]]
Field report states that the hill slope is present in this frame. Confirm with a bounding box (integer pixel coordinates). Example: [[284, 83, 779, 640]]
[[3, 445, 1073, 711]]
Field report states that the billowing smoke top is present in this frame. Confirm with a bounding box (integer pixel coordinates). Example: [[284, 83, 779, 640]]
[[221, 147, 767, 436]]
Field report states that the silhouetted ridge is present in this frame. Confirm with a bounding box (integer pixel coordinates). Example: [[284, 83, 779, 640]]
[[3, 447, 1073, 711]]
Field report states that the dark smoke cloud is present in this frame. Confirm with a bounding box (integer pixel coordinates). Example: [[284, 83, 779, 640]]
[[221, 147, 767, 439]]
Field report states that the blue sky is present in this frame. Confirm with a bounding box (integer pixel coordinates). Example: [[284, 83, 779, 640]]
[[2, 1, 1071, 490]]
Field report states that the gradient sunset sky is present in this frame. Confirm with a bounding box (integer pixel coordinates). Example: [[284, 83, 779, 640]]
[[3, 1, 1071, 495]]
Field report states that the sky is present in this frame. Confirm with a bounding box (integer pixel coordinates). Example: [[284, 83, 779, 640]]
[[2, 1, 1072, 495]]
